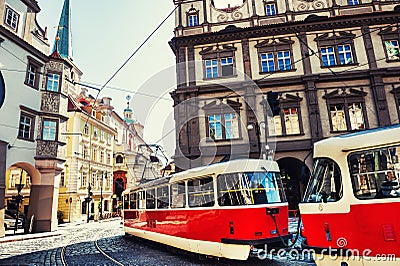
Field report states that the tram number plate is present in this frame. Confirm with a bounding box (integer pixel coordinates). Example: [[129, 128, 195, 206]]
[[147, 219, 157, 228]]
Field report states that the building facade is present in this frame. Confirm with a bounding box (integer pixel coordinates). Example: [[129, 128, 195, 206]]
[[170, 0, 400, 209]]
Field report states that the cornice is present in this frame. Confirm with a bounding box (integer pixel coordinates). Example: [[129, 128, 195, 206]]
[[22, 0, 41, 13], [171, 11, 400, 48]]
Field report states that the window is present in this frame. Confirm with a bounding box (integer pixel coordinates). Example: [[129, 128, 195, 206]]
[[83, 146, 89, 159], [315, 32, 357, 67], [92, 148, 97, 162], [204, 57, 234, 78], [256, 38, 294, 73], [188, 177, 214, 207], [188, 14, 198, 26], [83, 124, 89, 135], [200, 45, 237, 79], [204, 99, 242, 141], [46, 73, 60, 92], [170, 182, 186, 208], [107, 153, 111, 164], [93, 128, 98, 138], [42, 119, 57, 141], [303, 158, 343, 203], [129, 193, 137, 209], [348, 0, 359, 5], [146, 189, 156, 209], [60, 172, 65, 187], [217, 171, 286, 206], [264, 2, 277, 16], [116, 155, 124, 164], [81, 172, 87, 187], [349, 146, 400, 200], [4, 6, 19, 31], [25, 58, 42, 89], [379, 26, 400, 61], [157, 186, 169, 209], [324, 89, 368, 132], [321, 45, 354, 66], [269, 93, 303, 136], [384, 40, 400, 61], [100, 150, 104, 164], [390, 85, 400, 121], [18, 112, 35, 140]]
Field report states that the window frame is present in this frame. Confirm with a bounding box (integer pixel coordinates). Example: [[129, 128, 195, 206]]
[[46, 72, 61, 92], [25, 57, 42, 89], [18, 111, 35, 141], [315, 32, 357, 68], [323, 89, 368, 133], [4, 5, 19, 32], [269, 93, 304, 136], [200, 45, 237, 79], [186, 8, 199, 27], [390, 85, 400, 121], [42, 118, 58, 141], [203, 99, 242, 141], [256, 38, 295, 74], [379, 26, 400, 62], [263, 1, 277, 16]]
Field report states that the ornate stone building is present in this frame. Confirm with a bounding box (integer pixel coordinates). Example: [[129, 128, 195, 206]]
[[170, 0, 400, 209]]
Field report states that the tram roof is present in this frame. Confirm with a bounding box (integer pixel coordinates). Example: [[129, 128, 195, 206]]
[[314, 124, 400, 157], [169, 159, 279, 183]]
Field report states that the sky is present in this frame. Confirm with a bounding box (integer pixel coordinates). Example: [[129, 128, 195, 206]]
[[36, 0, 177, 158]]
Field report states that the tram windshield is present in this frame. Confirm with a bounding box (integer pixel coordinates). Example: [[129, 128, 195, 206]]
[[217, 171, 286, 206], [349, 145, 400, 199], [303, 158, 342, 203]]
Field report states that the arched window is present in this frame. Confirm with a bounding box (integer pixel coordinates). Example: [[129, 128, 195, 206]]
[[116, 155, 124, 164]]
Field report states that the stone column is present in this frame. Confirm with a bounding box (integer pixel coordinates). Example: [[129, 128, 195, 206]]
[[28, 159, 63, 233]]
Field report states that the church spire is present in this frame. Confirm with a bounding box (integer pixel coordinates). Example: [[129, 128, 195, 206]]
[[52, 0, 72, 59]]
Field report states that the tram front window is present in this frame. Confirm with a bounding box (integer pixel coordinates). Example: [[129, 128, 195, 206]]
[[217, 172, 286, 206], [303, 159, 342, 203]]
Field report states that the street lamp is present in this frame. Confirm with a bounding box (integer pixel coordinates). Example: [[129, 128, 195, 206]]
[[13, 169, 25, 234]]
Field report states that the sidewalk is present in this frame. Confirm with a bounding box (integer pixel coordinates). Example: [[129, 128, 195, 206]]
[[0, 217, 121, 244]]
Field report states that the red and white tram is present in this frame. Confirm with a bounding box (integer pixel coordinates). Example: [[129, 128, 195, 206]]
[[300, 125, 400, 265], [122, 159, 291, 260]]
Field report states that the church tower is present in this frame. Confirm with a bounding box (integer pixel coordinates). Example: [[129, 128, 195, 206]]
[[52, 0, 72, 59]]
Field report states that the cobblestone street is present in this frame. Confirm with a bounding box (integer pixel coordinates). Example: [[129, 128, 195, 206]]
[[0, 219, 315, 265]]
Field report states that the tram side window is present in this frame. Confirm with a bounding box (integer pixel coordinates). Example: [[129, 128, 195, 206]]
[[349, 146, 400, 199], [188, 176, 215, 207], [303, 159, 342, 203], [130, 193, 137, 209], [124, 194, 129, 209], [157, 186, 169, 209], [217, 173, 247, 206], [146, 189, 156, 209], [171, 182, 186, 208], [138, 191, 146, 209]]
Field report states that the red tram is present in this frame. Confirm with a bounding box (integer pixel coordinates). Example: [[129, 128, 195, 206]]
[[300, 125, 400, 265], [122, 159, 291, 260]]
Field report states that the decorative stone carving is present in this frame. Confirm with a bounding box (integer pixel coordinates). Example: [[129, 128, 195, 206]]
[[217, 13, 228, 22], [232, 10, 243, 20], [36, 140, 58, 157], [41, 92, 60, 113], [296, 0, 326, 11]]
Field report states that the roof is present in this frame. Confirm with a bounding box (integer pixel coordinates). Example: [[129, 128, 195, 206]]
[[52, 0, 71, 59], [314, 124, 400, 157], [169, 159, 279, 183]]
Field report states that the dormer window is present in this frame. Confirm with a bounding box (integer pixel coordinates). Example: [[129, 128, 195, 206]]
[[186, 7, 199, 27], [264, 1, 277, 16], [348, 0, 360, 5], [4, 6, 19, 32]]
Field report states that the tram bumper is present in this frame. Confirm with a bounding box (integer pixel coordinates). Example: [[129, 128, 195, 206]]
[[222, 234, 292, 247]]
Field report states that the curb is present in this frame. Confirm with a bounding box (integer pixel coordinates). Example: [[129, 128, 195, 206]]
[[0, 232, 62, 244]]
